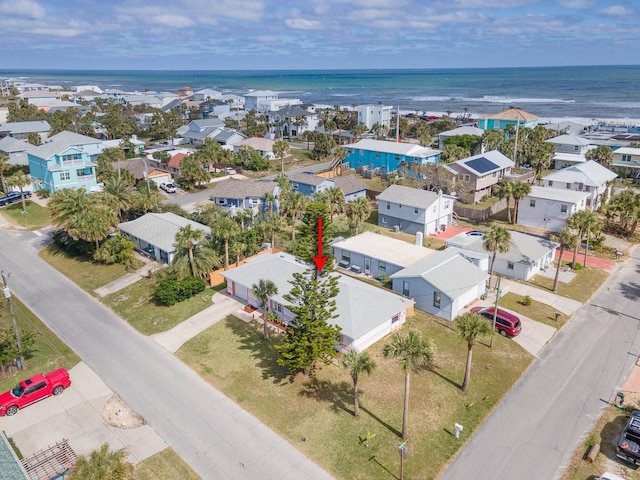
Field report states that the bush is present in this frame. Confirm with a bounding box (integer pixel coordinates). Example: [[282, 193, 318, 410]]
[[153, 275, 206, 306], [52, 229, 94, 257], [573, 263, 583, 270], [93, 236, 139, 270], [520, 295, 532, 306]]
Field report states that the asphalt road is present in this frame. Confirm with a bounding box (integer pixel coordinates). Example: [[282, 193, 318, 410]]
[[0, 229, 333, 480], [441, 245, 640, 480]]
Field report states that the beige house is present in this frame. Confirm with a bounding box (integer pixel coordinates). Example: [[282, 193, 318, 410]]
[[445, 150, 515, 203]]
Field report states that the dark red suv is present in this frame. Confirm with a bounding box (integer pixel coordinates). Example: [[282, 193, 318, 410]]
[[470, 306, 522, 337]]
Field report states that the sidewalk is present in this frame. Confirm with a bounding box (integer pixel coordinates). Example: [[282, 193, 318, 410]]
[[151, 291, 243, 353], [94, 254, 164, 298]]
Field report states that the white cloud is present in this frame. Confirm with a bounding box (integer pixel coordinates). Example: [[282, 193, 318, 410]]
[[152, 14, 194, 27], [557, 0, 595, 8], [284, 18, 323, 30], [0, 0, 46, 19], [599, 5, 636, 17]]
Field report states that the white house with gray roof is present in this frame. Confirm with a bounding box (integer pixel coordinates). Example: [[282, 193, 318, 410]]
[[118, 212, 211, 264], [446, 150, 515, 203], [0, 120, 51, 140], [445, 230, 558, 281], [376, 184, 455, 235], [517, 185, 590, 232], [0, 136, 38, 166], [220, 252, 414, 352], [542, 160, 617, 210], [209, 179, 279, 214], [545, 134, 594, 170], [331, 231, 435, 277], [389, 249, 489, 321]]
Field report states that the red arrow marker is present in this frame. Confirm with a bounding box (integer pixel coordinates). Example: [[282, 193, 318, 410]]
[[312, 217, 328, 272]]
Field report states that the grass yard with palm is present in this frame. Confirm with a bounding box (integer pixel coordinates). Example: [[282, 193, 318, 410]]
[[177, 311, 532, 480]]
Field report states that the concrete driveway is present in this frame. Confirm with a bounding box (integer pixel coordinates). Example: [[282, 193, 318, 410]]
[[1, 362, 166, 464], [512, 312, 557, 357]]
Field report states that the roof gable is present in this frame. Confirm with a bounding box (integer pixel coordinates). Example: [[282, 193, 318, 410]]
[[376, 184, 448, 210], [543, 160, 617, 186], [454, 150, 515, 176]]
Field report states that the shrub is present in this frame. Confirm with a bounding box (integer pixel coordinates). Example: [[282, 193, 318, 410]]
[[52, 229, 94, 257], [573, 263, 583, 271], [153, 275, 206, 306], [520, 295, 532, 306], [93, 235, 139, 270]]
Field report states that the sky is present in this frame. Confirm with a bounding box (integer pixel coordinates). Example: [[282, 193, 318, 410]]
[[1, 0, 639, 70]]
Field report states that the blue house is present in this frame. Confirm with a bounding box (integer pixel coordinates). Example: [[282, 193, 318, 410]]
[[28, 131, 102, 193], [477, 107, 539, 131], [287, 172, 334, 197], [209, 179, 279, 215], [344, 139, 441, 173]]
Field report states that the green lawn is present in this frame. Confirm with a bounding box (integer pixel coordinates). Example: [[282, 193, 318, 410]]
[[135, 448, 201, 480], [176, 311, 533, 480], [39, 244, 134, 292], [0, 200, 50, 230], [498, 292, 569, 328], [103, 277, 222, 335], [527, 266, 610, 303], [0, 296, 80, 392]]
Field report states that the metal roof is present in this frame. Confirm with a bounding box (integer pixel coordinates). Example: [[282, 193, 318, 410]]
[[118, 212, 210, 253], [221, 252, 413, 340], [376, 184, 451, 210], [348, 139, 440, 158], [543, 160, 617, 186]]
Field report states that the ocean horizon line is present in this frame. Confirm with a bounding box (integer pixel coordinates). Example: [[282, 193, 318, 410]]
[[2, 64, 640, 74]]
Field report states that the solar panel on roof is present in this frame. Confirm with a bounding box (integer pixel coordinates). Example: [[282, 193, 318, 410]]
[[465, 157, 499, 174]]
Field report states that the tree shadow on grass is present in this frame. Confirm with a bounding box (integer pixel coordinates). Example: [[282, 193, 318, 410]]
[[359, 405, 402, 438], [227, 317, 290, 384], [298, 378, 352, 415], [427, 365, 461, 390], [368, 455, 399, 480]]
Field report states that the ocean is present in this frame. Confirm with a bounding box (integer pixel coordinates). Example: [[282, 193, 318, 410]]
[[2, 65, 640, 124]]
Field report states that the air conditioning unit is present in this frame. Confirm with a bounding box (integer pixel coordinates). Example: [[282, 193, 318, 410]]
[[338, 260, 349, 268], [393, 225, 400, 233], [350, 265, 362, 274]]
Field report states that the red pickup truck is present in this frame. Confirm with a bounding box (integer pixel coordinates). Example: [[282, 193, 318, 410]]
[[0, 368, 72, 416]]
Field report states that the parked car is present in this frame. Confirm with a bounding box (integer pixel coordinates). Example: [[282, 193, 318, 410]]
[[469, 306, 522, 337], [159, 182, 177, 193], [222, 167, 236, 175], [617, 410, 640, 466], [0, 191, 32, 207], [0, 368, 72, 416]]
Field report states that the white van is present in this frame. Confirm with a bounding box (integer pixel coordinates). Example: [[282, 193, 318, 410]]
[[598, 472, 626, 480]]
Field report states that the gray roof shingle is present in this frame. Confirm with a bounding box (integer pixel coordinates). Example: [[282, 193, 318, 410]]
[[210, 179, 278, 200], [118, 213, 210, 253]]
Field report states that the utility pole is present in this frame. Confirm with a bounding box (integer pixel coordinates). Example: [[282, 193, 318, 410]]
[[490, 276, 501, 348], [1, 271, 25, 369]]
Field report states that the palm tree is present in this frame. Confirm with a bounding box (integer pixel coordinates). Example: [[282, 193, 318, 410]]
[[510, 180, 531, 224], [229, 239, 246, 267], [174, 224, 205, 277], [552, 228, 577, 292], [566, 210, 598, 268], [284, 191, 308, 241], [212, 213, 240, 270], [346, 197, 372, 235], [48, 187, 93, 231], [261, 212, 285, 248], [324, 186, 345, 221], [383, 330, 434, 441], [69, 205, 117, 249], [251, 279, 278, 340], [274, 139, 290, 173], [68, 443, 134, 480], [456, 313, 493, 393], [585, 145, 613, 167], [493, 180, 514, 223], [6, 172, 31, 213], [171, 241, 221, 279], [0, 152, 11, 193], [341, 350, 376, 417], [101, 176, 134, 221], [482, 225, 511, 283]]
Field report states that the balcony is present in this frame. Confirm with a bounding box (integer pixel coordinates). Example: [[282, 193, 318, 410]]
[[76, 175, 95, 183], [60, 159, 86, 167]]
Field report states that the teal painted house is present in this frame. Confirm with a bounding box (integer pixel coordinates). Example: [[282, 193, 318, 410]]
[[477, 107, 539, 131], [344, 139, 441, 173], [28, 131, 101, 193]]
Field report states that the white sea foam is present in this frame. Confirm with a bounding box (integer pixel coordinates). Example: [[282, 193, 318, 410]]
[[411, 95, 574, 104]]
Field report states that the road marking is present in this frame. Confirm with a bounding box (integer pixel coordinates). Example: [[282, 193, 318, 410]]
[[33, 231, 43, 237]]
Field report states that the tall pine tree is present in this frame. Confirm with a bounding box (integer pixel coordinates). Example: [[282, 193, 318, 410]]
[[275, 270, 341, 376], [293, 201, 333, 263]]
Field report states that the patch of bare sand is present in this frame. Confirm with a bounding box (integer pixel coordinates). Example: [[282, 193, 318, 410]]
[[102, 394, 145, 429]]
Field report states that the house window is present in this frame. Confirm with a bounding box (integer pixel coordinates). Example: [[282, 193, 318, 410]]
[[275, 303, 282, 313], [530, 199, 536, 207], [216, 198, 226, 205], [432, 205, 436, 213], [561, 204, 568, 214], [493, 172, 497, 177], [577, 183, 584, 191], [341, 251, 351, 262], [76, 168, 89, 177], [376, 151, 381, 157], [60, 171, 70, 181], [402, 281, 410, 297], [507, 261, 514, 270], [566, 183, 571, 189], [574, 145, 580, 151], [414, 208, 418, 213], [585, 185, 592, 192], [359, 149, 364, 155], [395, 155, 400, 160], [433, 291, 441, 308], [387, 202, 390, 210], [548, 181, 554, 186], [392, 314, 399, 324], [622, 154, 631, 162], [379, 262, 386, 272]]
